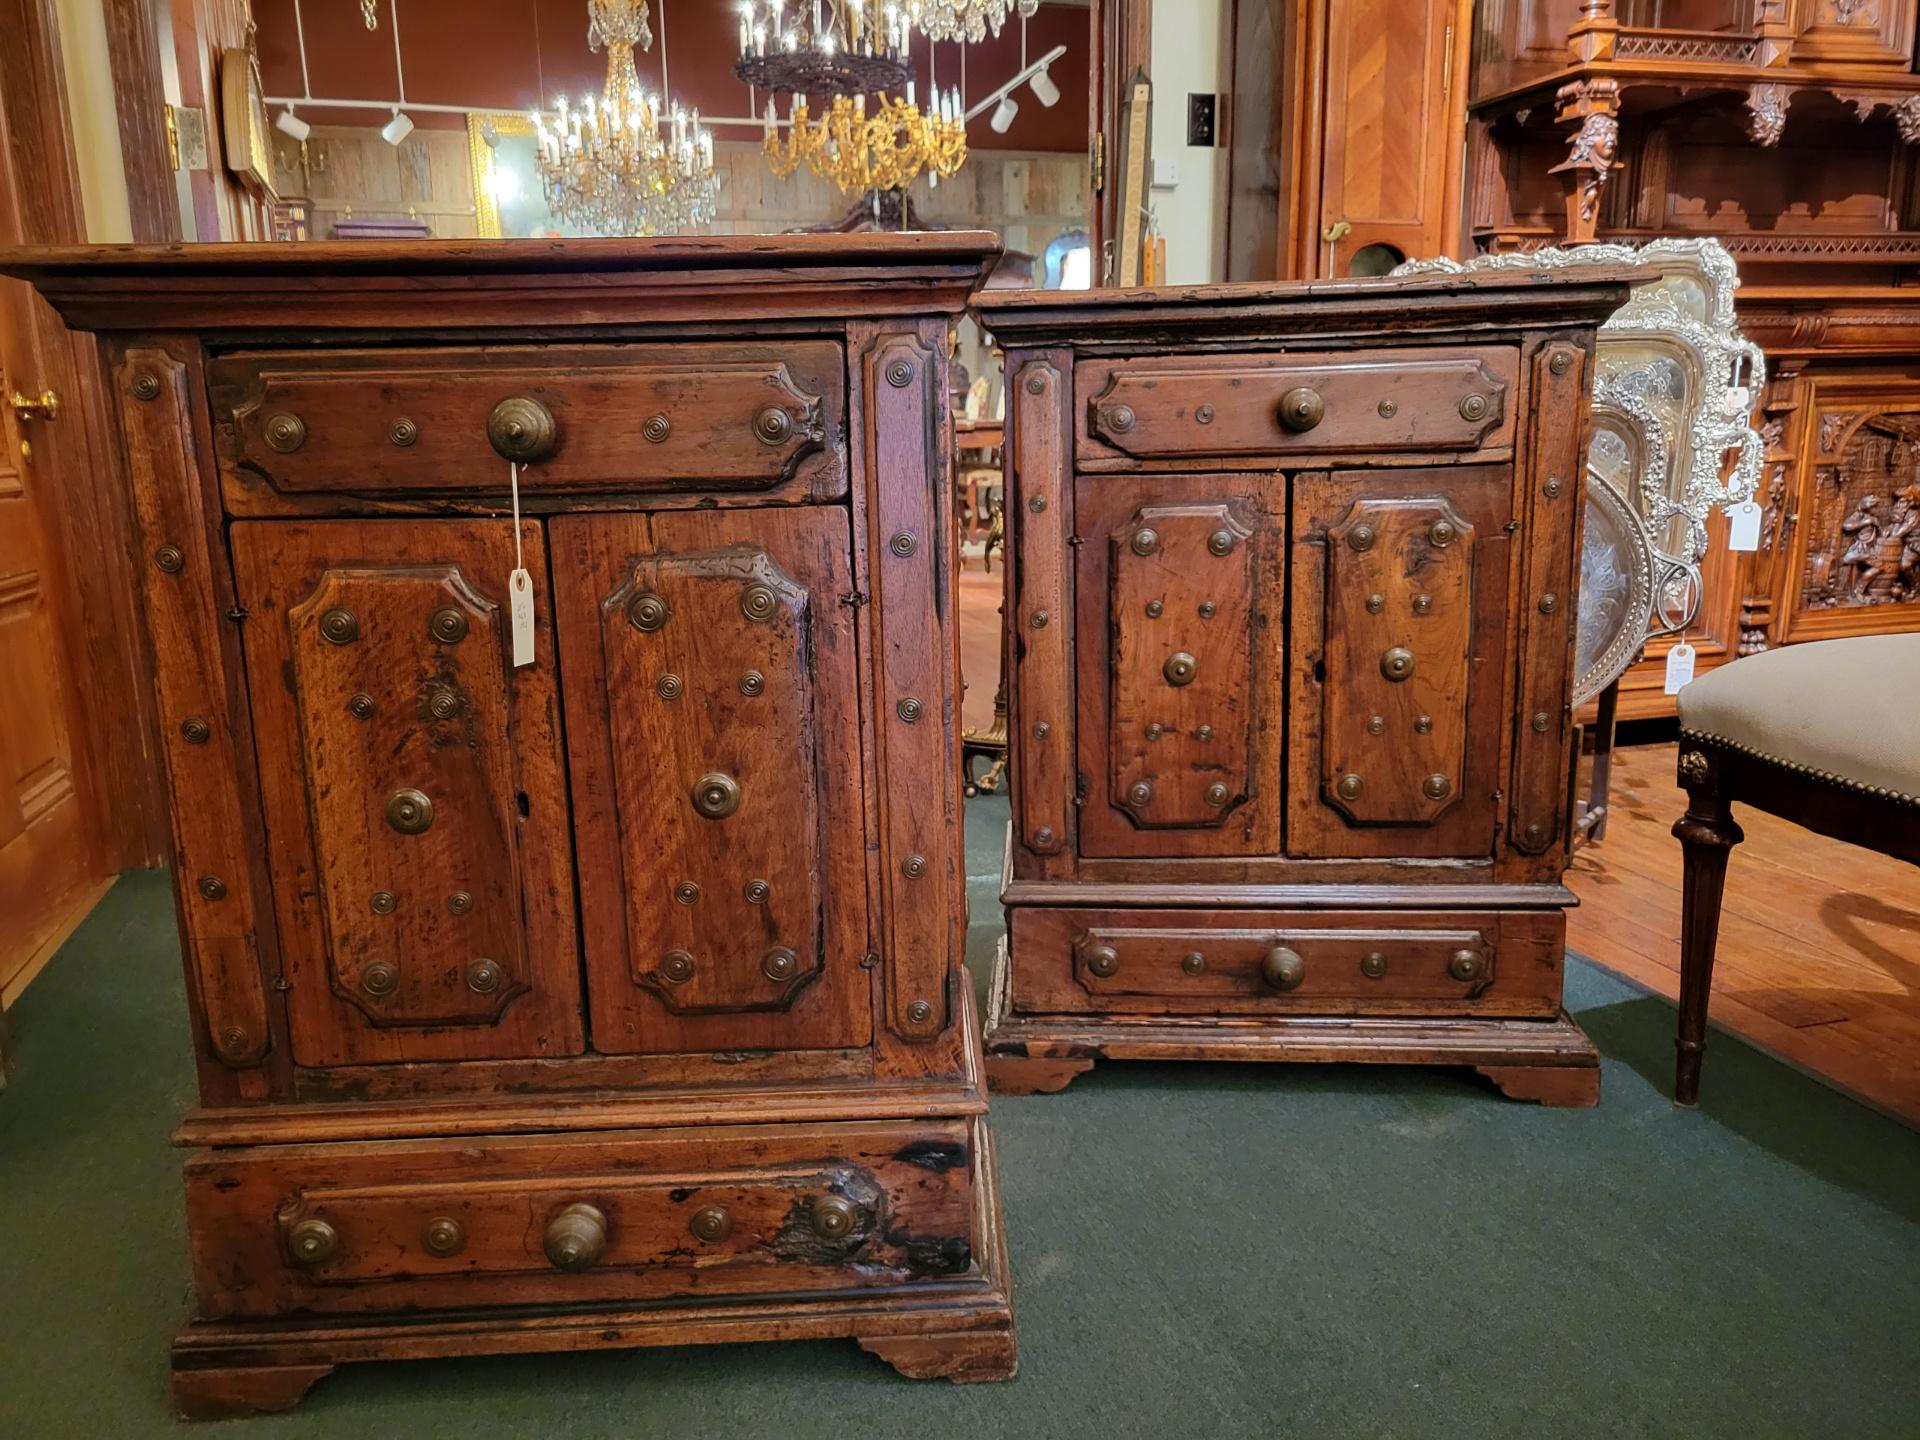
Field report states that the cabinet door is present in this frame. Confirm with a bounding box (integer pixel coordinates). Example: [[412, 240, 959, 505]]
[[551, 509, 871, 1054], [232, 521, 585, 1066], [1073, 474, 1286, 858], [1288, 467, 1512, 858]]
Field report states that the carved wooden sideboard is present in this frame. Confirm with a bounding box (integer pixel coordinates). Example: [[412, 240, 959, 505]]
[[975, 268, 1637, 1103], [0, 236, 1016, 1416], [1468, 0, 1920, 715]]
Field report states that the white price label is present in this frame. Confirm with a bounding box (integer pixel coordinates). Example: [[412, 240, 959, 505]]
[[1663, 640, 1696, 695], [509, 567, 536, 668], [1727, 501, 1762, 552]]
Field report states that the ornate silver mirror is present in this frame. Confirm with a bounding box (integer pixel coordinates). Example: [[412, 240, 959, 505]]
[[1394, 239, 1766, 704]]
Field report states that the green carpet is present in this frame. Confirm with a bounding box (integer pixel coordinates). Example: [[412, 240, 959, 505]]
[[2, 794, 1916, 1437]]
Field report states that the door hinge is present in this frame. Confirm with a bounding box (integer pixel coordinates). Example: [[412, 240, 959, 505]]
[[1074, 772, 1089, 808], [839, 589, 870, 609], [1091, 131, 1106, 193]]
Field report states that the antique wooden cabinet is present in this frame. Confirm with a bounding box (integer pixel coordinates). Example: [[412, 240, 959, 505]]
[[975, 268, 1636, 1103], [0, 236, 1016, 1416]]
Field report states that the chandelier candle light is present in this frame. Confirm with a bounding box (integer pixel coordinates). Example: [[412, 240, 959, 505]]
[[532, 0, 718, 236]]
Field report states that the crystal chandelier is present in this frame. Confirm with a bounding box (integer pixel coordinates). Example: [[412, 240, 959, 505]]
[[735, 0, 915, 98], [763, 89, 966, 193], [909, 0, 1039, 43], [532, 0, 717, 236]]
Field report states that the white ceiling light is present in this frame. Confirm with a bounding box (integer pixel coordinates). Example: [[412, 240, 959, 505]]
[[1029, 65, 1060, 108], [381, 108, 414, 145], [274, 106, 311, 141], [990, 95, 1019, 134]]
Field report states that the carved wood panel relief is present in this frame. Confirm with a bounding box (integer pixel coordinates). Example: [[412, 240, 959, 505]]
[[1798, 407, 1920, 613]]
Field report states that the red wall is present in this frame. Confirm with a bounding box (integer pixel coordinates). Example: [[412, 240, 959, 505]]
[[253, 0, 1088, 152]]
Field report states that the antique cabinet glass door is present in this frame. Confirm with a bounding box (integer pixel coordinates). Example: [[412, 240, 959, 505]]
[[551, 509, 872, 1054]]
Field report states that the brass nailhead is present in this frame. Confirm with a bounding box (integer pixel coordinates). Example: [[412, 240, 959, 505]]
[[1448, 948, 1483, 982], [762, 947, 799, 982], [740, 584, 778, 623], [1539, 593, 1559, 614], [901, 854, 927, 879], [319, 608, 360, 645], [154, 545, 185, 573], [131, 372, 160, 401], [385, 788, 434, 834], [905, 999, 934, 1026], [744, 879, 770, 904], [889, 530, 918, 557], [217, 1025, 250, 1058], [1532, 711, 1551, 733], [1104, 404, 1136, 433], [1025, 373, 1047, 395], [1544, 476, 1564, 499], [674, 881, 700, 905], [1365, 593, 1385, 614], [1429, 520, 1457, 547], [1524, 822, 1546, 845], [361, 961, 399, 996], [1348, 524, 1376, 552], [1033, 721, 1050, 739], [1131, 527, 1159, 556], [389, 418, 419, 447], [1145, 599, 1164, 618], [466, 958, 503, 993], [1198, 601, 1217, 619], [739, 670, 765, 696], [629, 593, 669, 632], [1458, 393, 1490, 422], [657, 673, 684, 700], [1361, 951, 1388, 979], [1033, 825, 1056, 846], [1195, 724, 1213, 741], [1413, 594, 1433, 615], [1378, 398, 1398, 418], [754, 406, 794, 443], [286, 1218, 339, 1266], [643, 413, 671, 443], [1204, 782, 1230, 807], [427, 687, 461, 719], [1381, 647, 1416, 682], [886, 358, 917, 388], [1424, 773, 1452, 801], [1415, 714, 1433, 734], [370, 890, 396, 915], [265, 412, 307, 452], [1337, 773, 1364, 801], [429, 607, 469, 644], [1127, 781, 1153, 808], [180, 718, 211, 744], [1163, 652, 1197, 687], [1207, 529, 1235, 556], [198, 876, 227, 901], [1086, 945, 1119, 977], [1367, 715, 1386, 735], [691, 772, 742, 819], [811, 1194, 859, 1238], [660, 950, 695, 984], [691, 1206, 733, 1243], [448, 890, 473, 915], [1030, 609, 1050, 628], [1196, 403, 1215, 424], [1182, 951, 1207, 975], [1550, 350, 1574, 376], [1145, 723, 1163, 740], [897, 696, 923, 724], [348, 693, 376, 719], [1029, 494, 1048, 513]]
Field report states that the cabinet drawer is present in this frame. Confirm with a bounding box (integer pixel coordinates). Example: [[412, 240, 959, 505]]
[[1075, 347, 1515, 463], [184, 1119, 980, 1319], [209, 342, 846, 510], [1008, 907, 1564, 1018]]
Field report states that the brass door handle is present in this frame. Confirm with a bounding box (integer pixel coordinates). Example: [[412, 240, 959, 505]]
[[1321, 220, 1353, 243], [9, 388, 59, 423]]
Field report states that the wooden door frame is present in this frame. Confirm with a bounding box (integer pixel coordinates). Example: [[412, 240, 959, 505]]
[[104, 0, 184, 244], [0, 0, 167, 872], [1089, 0, 1153, 282]]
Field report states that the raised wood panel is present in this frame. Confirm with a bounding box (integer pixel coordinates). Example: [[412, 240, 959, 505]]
[[232, 519, 585, 1066], [551, 507, 870, 1056], [1289, 468, 1513, 859], [1074, 473, 1285, 859]]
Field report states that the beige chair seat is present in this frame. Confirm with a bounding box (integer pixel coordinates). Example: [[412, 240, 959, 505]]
[[1678, 633, 1920, 804]]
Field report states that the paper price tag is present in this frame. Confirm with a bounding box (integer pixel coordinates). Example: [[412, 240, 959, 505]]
[[509, 568, 535, 668], [1663, 640, 1696, 695], [1727, 501, 1762, 552]]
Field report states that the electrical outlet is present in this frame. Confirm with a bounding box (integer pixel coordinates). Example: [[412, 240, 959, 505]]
[[1186, 93, 1217, 147]]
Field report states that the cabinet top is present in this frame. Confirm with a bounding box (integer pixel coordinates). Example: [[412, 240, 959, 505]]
[[0, 231, 1003, 334], [975, 267, 1649, 350]]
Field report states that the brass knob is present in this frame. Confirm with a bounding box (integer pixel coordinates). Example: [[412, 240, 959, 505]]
[[429, 607, 469, 644], [385, 788, 434, 834], [1163, 652, 1197, 686], [465, 958, 503, 994], [318, 607, 359, 645], [543, 1203, 607, 1272], [628, 592, 669, 632], [810, 1194, 858, 1240], [691, 1206, 733, 1244], [9, 387, 59, 423], [1458, 393, 1490, 422], [285, 1217, 339, 1266], [762, 947, 799, 982], [1261, 945, 1306, 991], [691, 772, 741, 819], [486, 395, 557, 463], [1086, 944, 1119, 978], [421, 1216, 466, 1256], [1448, 948, 1483, 983], [1278, 386, 1325, 432], [753, 406, 793, 444], [1102, 403, 1136, 433], [264, 412, 307, 453], [1381, 647, 1415, 682]]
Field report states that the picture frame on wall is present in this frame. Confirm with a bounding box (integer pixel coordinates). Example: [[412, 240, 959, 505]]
[[218, 45, 276, 199]]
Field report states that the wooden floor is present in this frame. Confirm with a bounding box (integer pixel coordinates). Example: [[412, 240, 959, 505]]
[[1568, 741, 1920, 1127], [956, 567, 1918, 1125]]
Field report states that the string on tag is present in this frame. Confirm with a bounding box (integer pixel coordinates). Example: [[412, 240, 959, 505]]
[[507, 460, 536, 668], [511, 461, 525, 572]]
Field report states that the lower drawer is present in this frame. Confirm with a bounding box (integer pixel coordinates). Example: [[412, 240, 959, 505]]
[[184, 1118, 979, 1320], [1007, 906, 1564, 1018]]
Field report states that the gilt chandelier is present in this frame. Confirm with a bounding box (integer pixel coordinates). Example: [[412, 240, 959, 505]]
[[532, 0, 717, 236], [763, 89, 966, 194]]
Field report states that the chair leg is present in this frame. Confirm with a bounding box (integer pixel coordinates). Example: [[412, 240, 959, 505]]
[[1671, 778, 1744, 1106]]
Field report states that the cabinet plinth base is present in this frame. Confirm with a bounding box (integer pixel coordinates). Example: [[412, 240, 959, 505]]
[[984, 941, 1599, 1105]]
